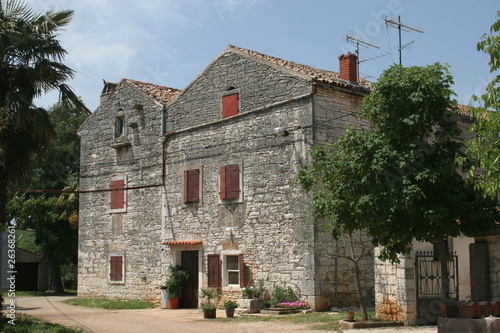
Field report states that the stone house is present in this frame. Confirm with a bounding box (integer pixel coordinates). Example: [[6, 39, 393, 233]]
[[77, 45, 374, 310]]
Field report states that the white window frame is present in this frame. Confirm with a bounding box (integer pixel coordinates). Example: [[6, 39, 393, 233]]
[[221, 250, 241, 289]]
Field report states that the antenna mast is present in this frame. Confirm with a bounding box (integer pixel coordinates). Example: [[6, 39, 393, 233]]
[[385, 16, 423, 65], [346, 34, 380, 78]]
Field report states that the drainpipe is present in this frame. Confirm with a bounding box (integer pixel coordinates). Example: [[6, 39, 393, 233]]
[[161, 108, 166, 186], [335, 256, 339, 308]]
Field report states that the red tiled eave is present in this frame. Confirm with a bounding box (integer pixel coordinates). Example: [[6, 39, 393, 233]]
[[123, 78, 180, 105], [163, 241, 203, 246]]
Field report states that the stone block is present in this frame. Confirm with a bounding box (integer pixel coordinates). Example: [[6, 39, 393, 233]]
[[237, 298, 266, 313]]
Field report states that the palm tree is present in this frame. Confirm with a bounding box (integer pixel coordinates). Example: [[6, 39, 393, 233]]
[[0, 0, 90, 224]]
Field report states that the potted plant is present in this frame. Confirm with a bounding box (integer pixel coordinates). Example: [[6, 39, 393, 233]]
[[223, 300, 238, 318], [199, 288, 218, 318], [162, 265, 189, 309]]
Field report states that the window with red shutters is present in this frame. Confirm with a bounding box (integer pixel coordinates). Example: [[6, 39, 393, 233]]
[[109, 255, 123, 282], [110, 179, 125, 210], [220, 164, 240, 200], [222, 93, 238, 118], [184, 169, 200, 203], [207, 254, 220, 287]]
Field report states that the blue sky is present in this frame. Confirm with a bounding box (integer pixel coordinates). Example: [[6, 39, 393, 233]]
[[29, 0, 499, 111]]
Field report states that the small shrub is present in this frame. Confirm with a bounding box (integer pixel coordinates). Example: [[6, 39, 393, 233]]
[[270, 286, 300, 308], [223, 300, 238, 309]]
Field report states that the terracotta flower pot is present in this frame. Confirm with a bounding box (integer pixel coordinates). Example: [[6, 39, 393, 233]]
[[168, 297, 180, 309], [203, 308, 216, 319], [225, 308, 235, 318]]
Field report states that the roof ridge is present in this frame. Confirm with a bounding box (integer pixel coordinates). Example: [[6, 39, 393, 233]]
[[122, 78, 180, 104], [123, 78, 180, 91], [227, 45, 372, 90]]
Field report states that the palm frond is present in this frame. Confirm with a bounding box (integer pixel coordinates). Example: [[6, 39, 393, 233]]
[[58, 84, 91, 115]]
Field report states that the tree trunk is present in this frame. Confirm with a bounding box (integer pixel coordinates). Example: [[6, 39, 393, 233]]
[[438, 240, 450, 303], [47, 255, 64, 293], [349, 233, 368, 321], [353, 260, 368, 321]]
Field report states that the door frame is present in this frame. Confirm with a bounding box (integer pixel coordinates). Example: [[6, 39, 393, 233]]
[[170, 245, 203, 306]]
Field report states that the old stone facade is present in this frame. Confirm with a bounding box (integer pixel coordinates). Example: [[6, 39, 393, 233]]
[[77, 79, 179, 301], [78, 45, 374, 310]]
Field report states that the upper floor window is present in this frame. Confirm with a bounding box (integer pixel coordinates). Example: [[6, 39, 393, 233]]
[[110, 176, 127, 212], [184, 169, 200, 203], [115, 116, 125, 138], [220, 164, 240, 200], [222, 93, 239, 118]]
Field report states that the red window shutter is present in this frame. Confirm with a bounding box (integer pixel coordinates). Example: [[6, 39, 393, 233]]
[[226, 164, 240, 199], [239, 253, 245, 288], [220, 166, 226, 200], [221, 164, 239, 200], [222, 93, 238, 118], [184, 169, 199, 203], [110, 256, 123, 281], [110, 180, 125, 210], [183, 171, 189, 203], [208, 254, 220, 287]]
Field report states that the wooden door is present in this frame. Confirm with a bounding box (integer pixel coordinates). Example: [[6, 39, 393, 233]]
[[180, 251, 199, 308]]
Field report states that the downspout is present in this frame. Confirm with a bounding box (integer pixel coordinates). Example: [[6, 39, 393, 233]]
[[161, 108, 166, 186]]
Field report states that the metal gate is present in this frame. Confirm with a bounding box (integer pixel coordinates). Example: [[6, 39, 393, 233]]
[[415, 251, 459, 325]]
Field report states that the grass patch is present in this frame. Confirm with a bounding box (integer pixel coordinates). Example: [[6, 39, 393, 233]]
[[0, 313, 84, 332], [216, 310, 376, 331], [63, 298, 155, 310], [14, 290, 77, 297]]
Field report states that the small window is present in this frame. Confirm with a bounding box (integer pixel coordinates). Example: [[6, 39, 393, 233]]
[[222, 93, 238, 118], [222, 253, 244, 287], [226, 256, 239, 285], [220, 164, 240, 200], [115, 116, 125, 138], [184, 169, 200, 203], [109, 255, 124, 283]]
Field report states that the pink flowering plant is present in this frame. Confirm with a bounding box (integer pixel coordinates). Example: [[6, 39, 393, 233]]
[[275, 301, 308, 309]]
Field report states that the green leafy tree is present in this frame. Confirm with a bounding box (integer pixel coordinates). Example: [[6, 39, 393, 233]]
[[463, 11, 500, 198], [299, 63, 499, 313], [0, 0, 89, 225], [9, 194, 77, 292], [8, 102, 87, 291]]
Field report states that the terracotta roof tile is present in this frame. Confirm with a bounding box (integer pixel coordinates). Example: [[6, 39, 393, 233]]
[[229, 45, 372, 91], [123, 78, 180, 104], [456, 104, 471, 117], [163, 241, 203, 246]]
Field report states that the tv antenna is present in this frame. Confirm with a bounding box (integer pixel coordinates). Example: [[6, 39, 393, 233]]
[[385, 16, 423, 65], [346, 34, 381, 78]]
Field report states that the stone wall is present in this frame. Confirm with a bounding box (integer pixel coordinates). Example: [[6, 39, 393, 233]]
[[374, 248, 416, 325], [311, 84, 374, 310], [78, 81, 165, 301], [474, 235, 500, 300]]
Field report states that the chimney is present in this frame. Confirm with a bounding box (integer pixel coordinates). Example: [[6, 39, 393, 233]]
[[100, 80, 118, 104], [338, 53, 358, 83]]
